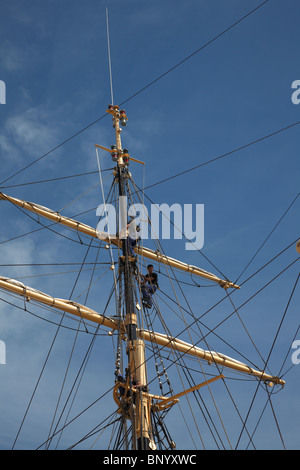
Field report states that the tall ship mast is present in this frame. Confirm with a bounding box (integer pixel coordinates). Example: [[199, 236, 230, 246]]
[[0, 103, 289, 451]]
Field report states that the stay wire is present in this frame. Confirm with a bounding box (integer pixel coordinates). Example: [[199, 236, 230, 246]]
[[126, 181, 202, 447], [0, 294, 102, 334], [36, 382, 116, 450], [47, 188, 118, 448], [234, 272, 300, 449], [31, 119, 300, 228], [235, 190, 300, 284], [127, 179, 297, 375], [0, 0, 272, 187], [2, 116, 297, 253], [11, 306, 65, 448], [12, 229, 96, 449], [119, 0, 272, 108], [35, 250, 298, 450], [43, 281, 117, 449], [225, 291, 272, 375], [1, 194, 99, 249], [45, 242, 97, 448], [5, 233, 294, 447], [128, 178, 245, 448], [0, 168, 113, 190], [132, 179, 229, 280], [277, 323, 300, 380], [67, 412, 119, 450], [123, 257, 300, 397], [139, 121, 300, 194], [196, 258, 299, 365]]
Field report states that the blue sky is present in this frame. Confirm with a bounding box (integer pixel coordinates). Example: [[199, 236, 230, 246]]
[[0, 0, 299, 451]]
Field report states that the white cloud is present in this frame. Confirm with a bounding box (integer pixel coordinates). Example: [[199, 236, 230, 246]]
[[0, 237, 35, 272], [5, 106, 59, 153], [0, 103, 69, 168], [0, 134, 20, 161], [0, 40, 33, 72]]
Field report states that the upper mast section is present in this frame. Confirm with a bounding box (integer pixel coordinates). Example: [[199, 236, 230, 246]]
[[107, 104, 128, 164], [105, 9, 130, 166], [96, 105, 143, 167]]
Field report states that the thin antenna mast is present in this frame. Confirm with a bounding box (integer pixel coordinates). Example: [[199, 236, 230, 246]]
[[106, 7, 114, 106]]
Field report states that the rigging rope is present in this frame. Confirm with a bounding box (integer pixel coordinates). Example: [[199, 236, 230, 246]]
[[0, 168, 113, 190], [95, 147, 118, 298], [46, 184, 120, 449], [0, 0, 273, 187], [234, 272, 300, 449], [235, 190, 300, 284], [127, 175, 244, 448], [97, 160, 297, 448]]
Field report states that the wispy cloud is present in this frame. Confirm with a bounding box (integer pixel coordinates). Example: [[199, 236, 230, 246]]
[[0, 103, 69, 169], [0, 40, 34, 73], [5, 106, 60, 153]]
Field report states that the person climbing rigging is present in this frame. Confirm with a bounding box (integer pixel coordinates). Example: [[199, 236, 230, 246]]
[[115, 364, 147, 404], [127, 218, 140, 260], [140, 264, 158, 309]]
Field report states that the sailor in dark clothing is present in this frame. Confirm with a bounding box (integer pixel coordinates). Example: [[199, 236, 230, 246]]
[[116, 368, 127, 398], [127, 219, 140, 260], [116, 366, 144, 402], [140, 264, 158, 308]]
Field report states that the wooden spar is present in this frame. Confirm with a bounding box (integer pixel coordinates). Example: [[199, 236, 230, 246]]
[[153, 374, 225, 411], [95, 144, 145, 165], [0, 191, 239, 289], [137, 329, 285, 387], [134, 245, 239, 289], [0, 275, 120, 332], [0, 191, 119, 245], [0, 275, 284, 387], [114, 376, 225, 413]]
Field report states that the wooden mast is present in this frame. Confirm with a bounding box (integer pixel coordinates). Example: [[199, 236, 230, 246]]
[[108, 104, 152, 450], [0, 105, 287, 449]]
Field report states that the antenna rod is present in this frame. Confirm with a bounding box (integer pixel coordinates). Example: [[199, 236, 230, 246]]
[[106, 8, 114, 106]]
